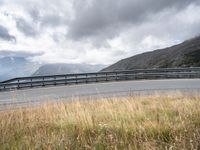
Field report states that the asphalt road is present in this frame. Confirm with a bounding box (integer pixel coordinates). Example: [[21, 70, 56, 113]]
[[0, 79, 200, 109]]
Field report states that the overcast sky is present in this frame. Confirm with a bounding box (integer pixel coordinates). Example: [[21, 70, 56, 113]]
[[0, 0, 200, 65]]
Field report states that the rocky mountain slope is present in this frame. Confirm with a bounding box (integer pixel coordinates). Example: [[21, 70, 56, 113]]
[[101, 36, 200, 72]]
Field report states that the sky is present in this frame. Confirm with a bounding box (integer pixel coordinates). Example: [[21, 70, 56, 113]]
[[0, 0, 200, 65]]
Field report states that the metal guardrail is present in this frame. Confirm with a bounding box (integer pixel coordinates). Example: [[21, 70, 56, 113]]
[[0, 67, 200, 92]]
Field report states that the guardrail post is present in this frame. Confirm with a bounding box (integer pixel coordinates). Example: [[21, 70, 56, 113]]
[[17, 79, 20, 89], [115, 72, 118, 81], [54, 76, 56, 85], [86, 74, 88, 83], [76, 75, 77, 84], [31, 78, 33, 88], [96, 74, 98, 82], [106, 73, 108, 81], [65, 76, 67, 85], [42, 77, 45, 86]]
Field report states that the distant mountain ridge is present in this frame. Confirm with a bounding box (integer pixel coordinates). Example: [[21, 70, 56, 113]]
[[33, 63, 106, 76], [0, 54, 106, 81], [101, 36, 200, 72]]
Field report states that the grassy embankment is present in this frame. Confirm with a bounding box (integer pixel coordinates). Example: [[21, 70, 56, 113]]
[[1, 92, 200, 149]]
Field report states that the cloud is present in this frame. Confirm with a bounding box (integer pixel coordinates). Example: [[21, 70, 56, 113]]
[[28, 7, 65, 27], [0, 0, 200, 65], [0, 25, 16, 42], [0, 50, 43, 58], [15, 18, 39, 37], [67, 0, 197, 40], [16, 0, 72, 28]]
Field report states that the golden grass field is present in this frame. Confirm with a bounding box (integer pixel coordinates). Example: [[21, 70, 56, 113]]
[[1, 92, 200, 149]]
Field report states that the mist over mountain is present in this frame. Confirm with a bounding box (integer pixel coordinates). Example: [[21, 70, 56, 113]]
[[0, 57, 106, 81], [0, 56, 40, 81], [33, 64, 106, 76], [0, 50, 106, 81], [101, 36, 200, 72]]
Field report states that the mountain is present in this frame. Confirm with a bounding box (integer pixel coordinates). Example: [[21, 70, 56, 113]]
[[101, 36, 200, 72], [0, 56, 40, 81], [33, 63, 106, 76]]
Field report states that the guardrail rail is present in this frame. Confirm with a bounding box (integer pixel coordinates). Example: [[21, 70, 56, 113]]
[[0, 67, 200, 92]]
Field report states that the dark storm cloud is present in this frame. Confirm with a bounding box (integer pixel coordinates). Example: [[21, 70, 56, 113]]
[[16, 18, 38, 37], [67, 0, 197, 40], [0, 25, 16, 42]]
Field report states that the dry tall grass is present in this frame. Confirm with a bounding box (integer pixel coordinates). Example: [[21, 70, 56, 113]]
[[1, 92, 200, 149]]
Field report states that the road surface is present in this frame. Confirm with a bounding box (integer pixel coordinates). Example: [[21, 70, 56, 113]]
[[0, 79, 200, 110]]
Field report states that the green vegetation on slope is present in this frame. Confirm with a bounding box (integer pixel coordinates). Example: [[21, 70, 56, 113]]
[[181, 49, 200, 67], [1, 94, 200, 149]]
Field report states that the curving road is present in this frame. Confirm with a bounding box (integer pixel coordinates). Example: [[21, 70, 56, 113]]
[[0, 79, 200, 110]]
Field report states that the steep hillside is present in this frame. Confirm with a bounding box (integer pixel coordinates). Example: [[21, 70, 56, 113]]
[[101, 36, 200, 72], [33, 63, 106, 76]]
